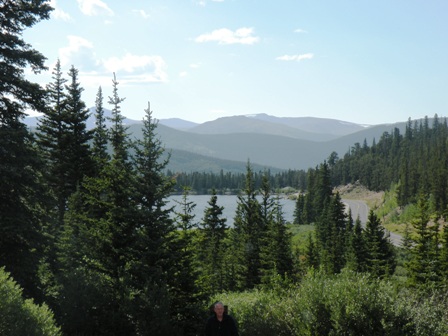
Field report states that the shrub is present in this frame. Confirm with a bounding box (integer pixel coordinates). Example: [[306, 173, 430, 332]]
[[0, 267, 61, 336], [209, 270, 448, 336]]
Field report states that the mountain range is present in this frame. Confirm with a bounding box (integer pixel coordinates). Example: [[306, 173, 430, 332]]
[[24, 110, 416, 173]]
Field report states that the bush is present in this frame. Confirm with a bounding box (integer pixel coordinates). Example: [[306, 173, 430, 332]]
[[209, 270, 448, 336], [0, 267, 61, 336]]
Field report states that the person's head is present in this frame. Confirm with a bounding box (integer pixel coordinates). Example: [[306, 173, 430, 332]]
[[214, 301, 225, 318]]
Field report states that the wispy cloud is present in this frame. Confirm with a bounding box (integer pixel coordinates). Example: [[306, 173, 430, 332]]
[[195, 27, 259, 45], [49, 0, 71, 21], [58, 36, 167, 85], [59, 35, 97, 69], [294, 28, 308, 33], [77, 0, 114, 16], [276, 53, 314, 61], [133, 9, 150, 19], [102, 53, 168, 83]]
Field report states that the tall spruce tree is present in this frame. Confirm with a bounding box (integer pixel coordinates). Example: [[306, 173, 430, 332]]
[[316, 192, 347, 274], [364, 210, 396, 278], [36, 59, 68, 228], [172, 187, 202, 335], [406, 194, 441, 287], [0, 0, 52, 298], [260, 194, 293, 284], [345, 216, 367, 272], [58, 75, 138, 335], [130, 102, 177, 334], [91, 86, 109, 172], [198, 189, 228, 295], [63, 65, 94, 186], [229, 162, 263, 289], [293, 193, 306, 224]]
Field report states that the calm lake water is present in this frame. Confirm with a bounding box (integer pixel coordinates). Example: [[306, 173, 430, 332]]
[[168, 195, 296, 226]]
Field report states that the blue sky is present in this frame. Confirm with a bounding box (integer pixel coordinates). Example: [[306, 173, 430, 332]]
[[25, 0, 448, 125]]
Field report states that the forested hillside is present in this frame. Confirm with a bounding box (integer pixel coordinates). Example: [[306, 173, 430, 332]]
[[2, 2, 448, 335]]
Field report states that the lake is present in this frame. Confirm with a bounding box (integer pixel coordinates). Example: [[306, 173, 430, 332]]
[[168, 194, 296, 226]]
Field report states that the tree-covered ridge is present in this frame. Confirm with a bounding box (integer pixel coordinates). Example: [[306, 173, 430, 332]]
[[331, 115, 448, 215]]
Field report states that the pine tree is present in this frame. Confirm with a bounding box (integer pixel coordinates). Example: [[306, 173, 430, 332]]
[[36, 59, 69, 228], [63, 65, 94, 186], [130, 102, 177, 334], [364, 210, 396, 278], [91, 86, 109, 173], [227, 162, 262, 290], [198, 189, 228, 295], [293, 193, 306, 224], [440, 223, 448, 282], [58, 75, 138, 335], [406, 194, 441, 287], [304, 233, 319, 269], [171, 187, 202, 335], [345, 216, 367, 272], [315, 192, 347, 274], [261, 195, 293, 283], [0, 0, 52, 298]]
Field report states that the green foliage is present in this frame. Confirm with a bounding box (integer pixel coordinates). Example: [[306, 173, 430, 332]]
[[197, 190, 228, 295], [210, 270, 448, 336], [364, 210, 396, 278], [289, 224, 315, 251], [406, 194, 441, 288], [0, 268, 61, 336], [0, 0, 52, 300]]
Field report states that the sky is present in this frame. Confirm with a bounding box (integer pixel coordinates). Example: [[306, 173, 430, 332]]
[[24, 0, 448, 125]]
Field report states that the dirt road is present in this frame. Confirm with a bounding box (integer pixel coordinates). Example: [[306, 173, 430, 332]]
[[343, 199, 402, 247]]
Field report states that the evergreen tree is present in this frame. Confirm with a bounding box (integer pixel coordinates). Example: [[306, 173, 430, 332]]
[[440, 223, 448, 282], [260, 195, 293, 284], [345, 216, 367, 272], [198, 189, 228, 295], [227, 162, 262, 289], [316, 192, 347, 274], [92, 86, 109, 174], [63, 65, 94, 186], [406, 194, 441, 287], [0, 0, 52, 298], [58, 75, 138, 335], [293, 193, 305, 224], [36, 59, 69, 228], [304, 233, 319, 269], [364, 210, 396, 278], [131, 102, 177, 334], [171, 187, 202, 335]]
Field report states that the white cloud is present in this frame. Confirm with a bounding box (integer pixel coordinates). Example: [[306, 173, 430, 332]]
[[77, 0, 114, 16], [59, 35, 97, 69], [102, 53, 168, 83], [190, 63, 201, 68], [195, 27, 259, 45], [133, 9, 150, 19], [57, 36, 167, 85], [179, 71, 188, 77], [49, 0, 71, 21], [294, 28, 308, 33], [276, 53, 314, 61]]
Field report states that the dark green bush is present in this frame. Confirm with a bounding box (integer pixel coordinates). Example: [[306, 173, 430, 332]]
[[0, 267, 61, 335]]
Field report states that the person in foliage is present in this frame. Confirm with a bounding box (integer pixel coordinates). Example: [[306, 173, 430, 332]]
[[205, 301, 239, 336]]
